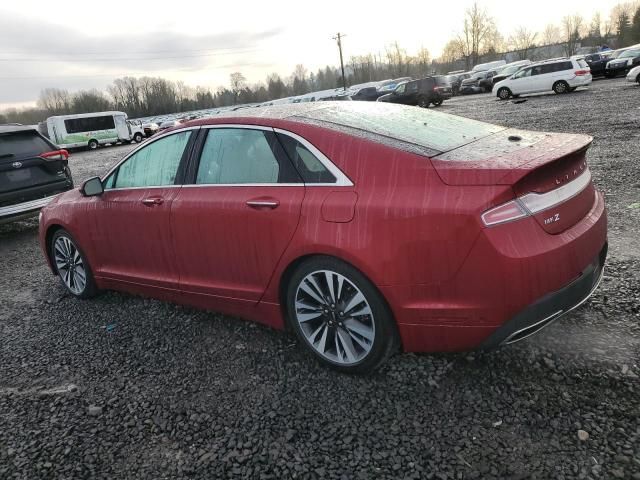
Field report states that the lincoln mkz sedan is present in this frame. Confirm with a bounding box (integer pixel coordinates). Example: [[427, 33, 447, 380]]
[[39, 102, 607, 373]]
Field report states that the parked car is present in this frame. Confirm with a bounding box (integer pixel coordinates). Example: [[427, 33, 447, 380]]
[[158, 120, 181, 131], [1, 124, 73, 224], [377, 77, 450, 107], [478, 69, 501, 92], [491, 61, 532, 85], [433, 75, 454, 99], [376, 77, 413, 94], [582, 52, 612, 77], [605, 48, 640, 78], [38, 102, 607, 373], [318, 94, 352, 101], [627, 65, 640, 84], [447, 72, 472, 95], [460, 71, 490, 94], [142, 122, 159, 137], [493, 57, 592, 100], [351, 86, 386, 101]]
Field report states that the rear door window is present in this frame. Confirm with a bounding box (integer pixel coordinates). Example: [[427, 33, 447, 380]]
[[195, 128, 301, 185], [0, 131, 52, 159]]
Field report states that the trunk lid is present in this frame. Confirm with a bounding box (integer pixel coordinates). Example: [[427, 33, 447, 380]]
[[431, 128, 596, 234]]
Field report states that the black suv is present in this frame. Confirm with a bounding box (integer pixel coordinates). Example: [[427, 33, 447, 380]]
[[0, 125, 73, 223], [583, 52, 612, 77], [377, 77, 451, 107]]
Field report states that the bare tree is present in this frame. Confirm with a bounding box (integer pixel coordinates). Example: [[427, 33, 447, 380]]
[[37, 88, 71, 115], [542, 23, 562, 45], [509, 27, 538, 60], [72, 89, 112, 113], [561, 14, 585, 55], [415, 47, 431, 74], [457, 2, 497, 68], [229, 72, 247, 104]]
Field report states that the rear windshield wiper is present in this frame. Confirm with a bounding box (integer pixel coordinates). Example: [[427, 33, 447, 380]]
[[0, 153, 15, 159]]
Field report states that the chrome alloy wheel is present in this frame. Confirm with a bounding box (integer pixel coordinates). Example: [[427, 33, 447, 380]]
[[294, 270, 375, 365], [53, 236, 87, 295]]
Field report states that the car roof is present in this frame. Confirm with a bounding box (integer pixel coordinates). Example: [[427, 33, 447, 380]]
[[0, 124, 38, 134]]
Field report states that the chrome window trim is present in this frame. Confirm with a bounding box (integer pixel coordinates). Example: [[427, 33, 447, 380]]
[[519, 168, 592, 215], [101, 126, 200, 182], [101, 123, 354, 191], [273, 127, 353, 187]]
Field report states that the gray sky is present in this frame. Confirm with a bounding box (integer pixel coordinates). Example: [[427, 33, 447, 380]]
[[0, 0, 624, 109]]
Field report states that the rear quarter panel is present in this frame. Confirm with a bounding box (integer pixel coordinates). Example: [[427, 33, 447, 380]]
[[260, 125, 514, 309]]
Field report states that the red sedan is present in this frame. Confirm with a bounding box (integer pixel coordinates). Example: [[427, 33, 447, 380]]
[[39, 102, 607, 373]]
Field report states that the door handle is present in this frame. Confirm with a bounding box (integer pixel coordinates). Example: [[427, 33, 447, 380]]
[[246, 199, 279, 209], [142, 197, 164, 206]]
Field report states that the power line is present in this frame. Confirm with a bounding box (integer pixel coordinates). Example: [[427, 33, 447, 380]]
[[0, 62, 265, 80], [332, 33, 347, 92], [0, 48, 262, 62]]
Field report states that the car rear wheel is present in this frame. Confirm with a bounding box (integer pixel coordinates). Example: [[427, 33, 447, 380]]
[[432, 98, 443, 107], [636, 74, 640, 84], [553, 81, 569, 94], [133, 133, 143, 143], [497, 87, 511, 100], [51, 230, 98, 299], [417, 96, 430, 108], [88, 139, 99, 150], [286, 257, 398, 373]]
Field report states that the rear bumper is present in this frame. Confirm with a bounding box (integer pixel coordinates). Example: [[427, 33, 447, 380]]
[[480, 242, 607, 348], [0, 195, 58, 223], [386, 189, 607, 352]]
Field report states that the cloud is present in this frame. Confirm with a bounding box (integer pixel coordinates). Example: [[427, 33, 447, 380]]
[[0, 12, 283, 106]]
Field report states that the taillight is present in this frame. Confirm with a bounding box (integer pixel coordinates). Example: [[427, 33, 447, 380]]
[[481, 200, 528, 226], [482, 169, 592, 227], [575, 70, 590, 76], [40, 149, 69, 161]]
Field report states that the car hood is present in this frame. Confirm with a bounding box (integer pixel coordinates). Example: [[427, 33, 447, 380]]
[[376, 94, 393, 102], [430, 128, 593, 186]]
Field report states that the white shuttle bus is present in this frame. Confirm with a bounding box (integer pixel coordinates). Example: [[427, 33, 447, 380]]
[[44, 111, 144, 150]]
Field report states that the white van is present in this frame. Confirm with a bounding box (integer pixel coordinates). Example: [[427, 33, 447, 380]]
[[493, 57, 592, 99], [44, 111, 144, 150]]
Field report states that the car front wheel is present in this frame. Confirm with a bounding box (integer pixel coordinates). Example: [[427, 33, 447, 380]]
[[417, 96, 430, 108], [286, 257, 398, 373], [51, 230, 98, 298]]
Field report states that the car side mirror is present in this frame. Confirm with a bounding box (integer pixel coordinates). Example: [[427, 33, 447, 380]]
[[81, 176, 104, 197]]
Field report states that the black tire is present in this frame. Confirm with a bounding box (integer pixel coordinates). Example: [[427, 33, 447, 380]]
[[553, 81, 570, 94], [636, 74, 640, 85], [133, 133, 143, 143], [417, 96, 430, 108], [88, 139, 99, 150], [432, 98, 443, 107], [51, 229, 98, 299], [497, 87, 511, 100], [285, 256, 399, 374]]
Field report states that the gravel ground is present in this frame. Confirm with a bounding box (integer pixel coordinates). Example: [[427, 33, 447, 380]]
[[1, 78, 638, 480]]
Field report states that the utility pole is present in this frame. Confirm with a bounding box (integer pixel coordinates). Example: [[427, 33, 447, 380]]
[[333, 33, 347, 92]]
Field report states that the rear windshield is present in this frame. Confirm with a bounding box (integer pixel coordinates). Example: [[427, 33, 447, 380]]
[[434, 76, 449, 86], [577, 59, 589, 68], [0, 130, 51, 159], [297, 102, 505, 154]]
